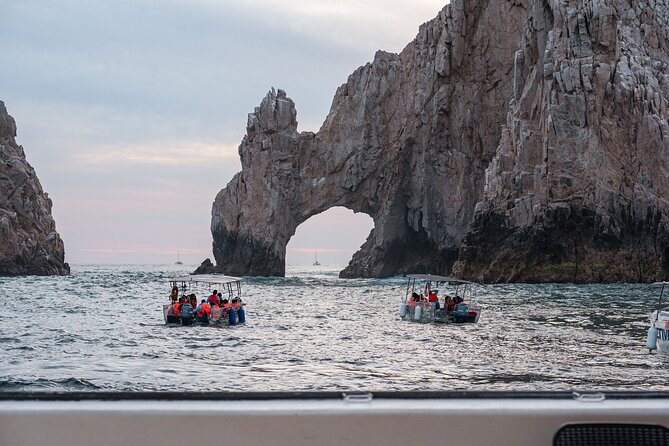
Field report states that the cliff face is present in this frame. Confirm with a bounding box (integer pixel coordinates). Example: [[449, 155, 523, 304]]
[[211, 0, 669, 282], [0, 102, 69, 276], [455, 0, 669, 282]]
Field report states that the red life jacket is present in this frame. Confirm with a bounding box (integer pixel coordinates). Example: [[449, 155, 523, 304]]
[[209, 294, 219, 306], [174, 303, 182, 314], [428, 293, 438, 302]]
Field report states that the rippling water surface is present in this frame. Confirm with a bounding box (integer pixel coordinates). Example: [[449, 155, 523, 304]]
[[0, 264, 666, 392]]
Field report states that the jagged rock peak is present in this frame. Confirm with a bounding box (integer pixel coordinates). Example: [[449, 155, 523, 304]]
[[0, 101, 69, 276]]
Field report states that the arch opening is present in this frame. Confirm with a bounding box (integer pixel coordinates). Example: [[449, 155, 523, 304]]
[[286, 207, 374, 267]]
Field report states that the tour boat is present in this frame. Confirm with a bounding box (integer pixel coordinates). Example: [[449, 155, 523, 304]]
[[163, 275, 246, 326], [400, 274, 480, 323], [646, 281, 669, 353]]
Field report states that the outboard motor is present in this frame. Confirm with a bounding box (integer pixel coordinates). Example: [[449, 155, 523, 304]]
[[180, 303, 193, 326]]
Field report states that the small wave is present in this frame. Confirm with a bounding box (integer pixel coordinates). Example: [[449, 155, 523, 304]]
[[0, 377, 101, 392]]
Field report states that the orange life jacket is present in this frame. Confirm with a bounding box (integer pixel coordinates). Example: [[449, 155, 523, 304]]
[[202, 303, 211, 316]]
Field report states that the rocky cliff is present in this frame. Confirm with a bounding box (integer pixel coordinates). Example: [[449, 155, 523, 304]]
[[210, 0, 669, 282], [454, 0, 669, 282], [0, 102, 69, 276]]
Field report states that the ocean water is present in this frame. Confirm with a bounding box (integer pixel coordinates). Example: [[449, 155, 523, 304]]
[[0, 264, 666, 392]]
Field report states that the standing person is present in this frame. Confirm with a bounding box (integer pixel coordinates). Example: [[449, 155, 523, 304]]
[[208, 290, 219, 306], [428, 290, 440, 310]]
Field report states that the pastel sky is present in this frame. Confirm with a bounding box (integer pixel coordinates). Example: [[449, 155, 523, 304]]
[[1, 0, 446, 265]]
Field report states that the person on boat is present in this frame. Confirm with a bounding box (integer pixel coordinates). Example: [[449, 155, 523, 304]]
[[189, 294, 197, 309], [173, 297, 183, 316], [210, 300, 221, 321], [446, 296, 456, 313], [428, 290, 440, 310], [410, 292, 421, 302], [208, 290, 219, 306], [195, 299, 211, 323], [170, 285, 179, 303], [180, 299, 193, 326]]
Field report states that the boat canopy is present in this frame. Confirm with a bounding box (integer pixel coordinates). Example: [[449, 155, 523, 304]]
[[169, 275, 241, 286], [653, 282, 669, 286], [405, 274, 476, 285]]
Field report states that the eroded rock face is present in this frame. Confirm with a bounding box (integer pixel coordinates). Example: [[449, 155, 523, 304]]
[[0, 101, 69, 276], [210, 0, 528, 277], [454, 0, 669, 282], [211, 0, 669, 282]]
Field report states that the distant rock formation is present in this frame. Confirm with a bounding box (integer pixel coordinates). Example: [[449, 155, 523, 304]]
[[193, 258, 216, 274], [210, 0, 669, 282], [0, 101, 69, 276]]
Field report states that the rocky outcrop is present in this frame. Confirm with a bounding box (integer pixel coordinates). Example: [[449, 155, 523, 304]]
[[210, 0, 669, 282], [210, 0, 527, 277], [0, 101, 69, 276], [454, 0, 669, 282]]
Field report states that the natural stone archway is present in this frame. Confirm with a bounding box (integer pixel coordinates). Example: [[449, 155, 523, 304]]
[[208, 0, 669, 281], [210, 0, 529, 278]]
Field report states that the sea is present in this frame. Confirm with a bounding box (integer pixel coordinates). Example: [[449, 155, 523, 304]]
[[0, 264, 666, 393]]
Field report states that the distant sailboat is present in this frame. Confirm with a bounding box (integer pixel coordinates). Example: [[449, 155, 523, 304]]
[[175, 250, 183, 265], [313, 249, 321, 266]]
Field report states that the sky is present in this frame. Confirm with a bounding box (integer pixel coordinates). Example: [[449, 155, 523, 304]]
[[1, 0, 446, 265]]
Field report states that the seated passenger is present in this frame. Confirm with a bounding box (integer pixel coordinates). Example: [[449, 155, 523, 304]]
[[173, 297, 183, 316], [446, 296, 455, 312], [410, 292, 420, 302], [195, 299, 210, 323]]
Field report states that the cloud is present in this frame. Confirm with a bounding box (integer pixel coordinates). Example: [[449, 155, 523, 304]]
[[72, 141, 239, 168]]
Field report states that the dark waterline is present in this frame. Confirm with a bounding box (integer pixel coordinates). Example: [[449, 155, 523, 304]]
[[0, 264, 666, 392]]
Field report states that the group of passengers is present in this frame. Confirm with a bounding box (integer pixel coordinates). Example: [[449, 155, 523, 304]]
[[168, 287, 243, 325], [408, 290, 464, 313]]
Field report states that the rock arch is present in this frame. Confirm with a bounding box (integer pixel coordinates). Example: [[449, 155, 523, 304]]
[[210, 0, 669, 281], [210, 0, 528, 278]]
